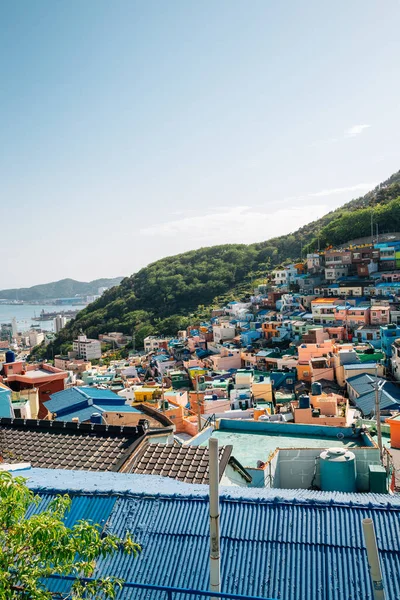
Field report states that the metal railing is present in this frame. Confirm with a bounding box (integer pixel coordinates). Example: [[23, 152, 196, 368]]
[[201, 413, 216, 431], [48, 574, 275, 599]]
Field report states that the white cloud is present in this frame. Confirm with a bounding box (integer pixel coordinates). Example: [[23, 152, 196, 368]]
[[345, 124, 371, 137], [311, 123, 371, 146], [310, 182, 376, 197], [139, 204, 331, 244]]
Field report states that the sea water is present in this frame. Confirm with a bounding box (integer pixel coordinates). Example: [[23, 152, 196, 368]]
[[0, 304, 86, 331]]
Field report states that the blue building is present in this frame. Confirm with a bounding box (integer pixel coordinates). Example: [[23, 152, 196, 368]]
[[19, 467, 400, 600], [347, 373, 400, 416], [240, 329, 262, 346], [44, 386, 139, 422], [380, 324, 400, 363], [0, 383, 13, 418]]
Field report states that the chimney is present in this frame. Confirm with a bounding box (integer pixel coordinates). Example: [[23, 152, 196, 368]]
[[209, 437, 220, 598]]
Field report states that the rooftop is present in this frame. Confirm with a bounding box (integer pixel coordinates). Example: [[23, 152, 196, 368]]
[[128, 442, 251, 484], [21, 467, 400, 600], [201, 421, 368, 468], [0, 418, 146, 471]]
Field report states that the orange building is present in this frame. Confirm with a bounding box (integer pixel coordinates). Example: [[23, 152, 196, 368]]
[[386, 414, 400, 449]]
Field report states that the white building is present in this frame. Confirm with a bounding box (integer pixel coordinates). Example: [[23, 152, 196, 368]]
[[143, 336, 170, 353], [53, 315, 67, 333], [212, 324, 236, 344], [73, 334, 102, 360], [86, 295, 100, 304], [324, 266, 349, 281], [307, 253, 321, 272], [12, 317, 18, 338], [272, 265, 298, 286], [29, 330, 44, 347], [98, 286, 108, 295]]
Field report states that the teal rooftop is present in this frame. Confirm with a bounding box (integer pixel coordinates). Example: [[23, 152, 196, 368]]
[[201, 420, 373, 468]]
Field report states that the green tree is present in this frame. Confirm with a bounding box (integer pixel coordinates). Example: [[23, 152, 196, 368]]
[[0, 471, 140, 599]]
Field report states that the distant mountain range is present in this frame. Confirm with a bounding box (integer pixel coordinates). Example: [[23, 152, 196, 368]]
[[0, 277, 124, 302]]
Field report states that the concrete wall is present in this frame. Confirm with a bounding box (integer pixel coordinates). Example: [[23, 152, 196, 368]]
[[220, 462, 249, 487], [218, 418, 363, 439], [186, 425, 214, 446], [276, 449, 321, 489], [267, 447, 381, 492]]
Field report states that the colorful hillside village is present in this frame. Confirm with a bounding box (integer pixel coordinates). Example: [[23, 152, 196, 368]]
[[2, 238, 400, 598]]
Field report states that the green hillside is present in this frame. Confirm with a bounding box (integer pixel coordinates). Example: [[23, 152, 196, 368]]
[[0, 277, 123, 302], [39, 171, 400, 357]]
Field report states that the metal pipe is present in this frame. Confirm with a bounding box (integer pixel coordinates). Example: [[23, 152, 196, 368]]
[[209, 437, 221, 598], [362, 518, 386, 600]]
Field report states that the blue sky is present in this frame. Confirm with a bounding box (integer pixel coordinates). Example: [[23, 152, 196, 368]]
[[1, 0, 399, 288]]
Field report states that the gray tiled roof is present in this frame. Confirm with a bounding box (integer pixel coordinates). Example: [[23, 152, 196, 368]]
[[128, 443, 235, 484], [0, 418, 146, 472]]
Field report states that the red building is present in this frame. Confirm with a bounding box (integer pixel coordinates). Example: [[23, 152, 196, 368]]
[[2, 361, 68, 419]]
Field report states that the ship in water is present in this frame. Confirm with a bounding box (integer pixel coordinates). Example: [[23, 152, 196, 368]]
[[32, 309, 81, 321]]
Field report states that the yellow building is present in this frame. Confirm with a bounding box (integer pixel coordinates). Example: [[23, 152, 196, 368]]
[[132, 386, 162, 403], [252, 379, 273, 402]]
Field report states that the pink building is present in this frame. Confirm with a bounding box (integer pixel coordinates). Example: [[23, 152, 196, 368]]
[[324, 326, 346, 341], [380, 272, 400, 282], [297, 340, 334, 363], [370, 305, 391, 325], [334, 306, 370, 326], [207, 348, 242, 371]]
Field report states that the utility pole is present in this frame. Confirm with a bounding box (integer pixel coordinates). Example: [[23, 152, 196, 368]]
[[209, 437, 221, 599], [196, 374, 202, 432], [374, 369, 383, 461], [160, 376, 165, 412]]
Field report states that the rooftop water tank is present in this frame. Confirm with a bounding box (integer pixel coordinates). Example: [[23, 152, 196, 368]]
[[299, 395, 310, 409], [311, 382, 322, 396], [90, 412, 102, 424], [5, 350, 15, 364], [320, 447, 356, 492]]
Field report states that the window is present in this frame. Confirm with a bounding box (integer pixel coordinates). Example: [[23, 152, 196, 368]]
[[286, 378, 293, 384], [14, 408, 21, 418]]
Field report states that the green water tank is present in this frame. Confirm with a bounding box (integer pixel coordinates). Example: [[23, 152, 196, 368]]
[[320, 448, 356, 492], [369, 465, 387, 493]]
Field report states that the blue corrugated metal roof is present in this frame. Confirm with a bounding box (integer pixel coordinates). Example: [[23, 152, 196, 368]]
[[347, 374, 400, 415], [98, 404, 139, 413], [45, 387, 88, 413], [80, 387, 121, 400], [28, 494, 117, 596], [352, 390, 400, 416], [36, 488, 400, 600], [53, 406, 100, 422]]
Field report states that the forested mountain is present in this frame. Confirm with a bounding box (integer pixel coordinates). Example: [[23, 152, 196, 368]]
[[38, 171, 400, 357], [0, 277, 123, 302]]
